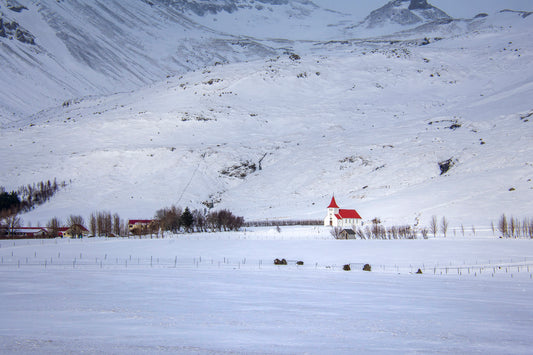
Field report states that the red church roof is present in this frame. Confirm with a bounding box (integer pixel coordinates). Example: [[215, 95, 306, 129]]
[[327, 196, 339, 209], [336, 209, 362, 220]]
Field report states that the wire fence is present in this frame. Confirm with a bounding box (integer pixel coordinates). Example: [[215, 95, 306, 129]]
[[1, 251, 533, 280]]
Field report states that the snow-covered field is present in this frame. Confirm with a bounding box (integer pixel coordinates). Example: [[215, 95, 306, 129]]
[[1, 227, 533, 354]]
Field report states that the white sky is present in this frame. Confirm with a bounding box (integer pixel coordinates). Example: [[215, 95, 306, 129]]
[[313, 0, 533, 20]]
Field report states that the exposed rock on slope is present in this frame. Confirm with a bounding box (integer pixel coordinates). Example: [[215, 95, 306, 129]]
[[0, 17, 35, 44]]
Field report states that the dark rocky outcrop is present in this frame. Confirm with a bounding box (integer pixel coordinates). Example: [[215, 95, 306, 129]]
[[439, 158, 455, 175], [7, 5, 28, 12], [0, 17, 35, 44], [408, 0, 431, 10]]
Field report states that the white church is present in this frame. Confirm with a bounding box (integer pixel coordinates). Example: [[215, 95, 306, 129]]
[[323, 195, 362, 227]]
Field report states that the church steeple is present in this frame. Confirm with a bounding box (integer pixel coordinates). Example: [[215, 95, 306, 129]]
[[328, 195, 339, 209]]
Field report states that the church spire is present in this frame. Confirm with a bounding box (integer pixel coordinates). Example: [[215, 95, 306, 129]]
[[328, 195, 339, 209]]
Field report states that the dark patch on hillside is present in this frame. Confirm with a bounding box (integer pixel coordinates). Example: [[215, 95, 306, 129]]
[[220, 161, 257, 179], [439, 158, 455, 175], [0, 17, 35, 44]]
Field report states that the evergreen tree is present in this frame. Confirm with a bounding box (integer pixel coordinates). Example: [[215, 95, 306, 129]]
[[181, 207, 194, 232], [0, 191, 21, 213]]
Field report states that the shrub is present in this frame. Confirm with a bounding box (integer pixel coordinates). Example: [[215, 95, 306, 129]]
[[343, 264, 351, 271], [296, 261, 304, 266], [330, 226, 342, 238], [363, 264, 371, 272], [274, 258, 287, 265]]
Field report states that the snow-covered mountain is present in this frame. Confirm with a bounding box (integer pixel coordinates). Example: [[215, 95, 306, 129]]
[[348, 0, 451, 37], [0, 0, 452, 120], [1, 1, 532, 228], [0, 0, 294, 119]]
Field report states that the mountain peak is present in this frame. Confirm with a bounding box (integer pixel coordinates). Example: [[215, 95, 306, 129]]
[[355, 0, 451, 31]]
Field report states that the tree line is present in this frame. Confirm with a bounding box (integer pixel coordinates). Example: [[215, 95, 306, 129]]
[[1, 204, 245, 238], [331, 216, 450, 240], [155, 205, 244, 235], [0, 179, 66, 217], [494, 214, 533, 238]]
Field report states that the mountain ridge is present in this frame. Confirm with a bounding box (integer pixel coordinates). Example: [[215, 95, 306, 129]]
[[0, 0, 457, 120]]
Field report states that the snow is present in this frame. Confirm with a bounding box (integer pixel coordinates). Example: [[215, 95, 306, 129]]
[[2, 2, 533, 353], [1, 227, 533, 353], [2, 14, 532, 229]]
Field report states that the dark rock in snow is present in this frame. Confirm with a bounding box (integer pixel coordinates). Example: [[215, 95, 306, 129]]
[[408, 0, 431, 10], [439, 159, 455, 175], [6, 0, 29, 12], [8, 5, 28, 12], [0, 17, 35, 44]]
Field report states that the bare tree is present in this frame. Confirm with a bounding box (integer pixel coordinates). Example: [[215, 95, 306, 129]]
[[2, 213, 22, 238], [356, 227, 365, 239], [390, 226, 398, 239], [371, 218, 381, 239], [498, 214, 508, 237], [440, 217, 449, 238], [103, 212, 112, 236], [513, 217, 521, 237], [156, 205, 182, 233], [192, 209, 207, 232], [429, 215, 438, 237], [330, 226, 343, 238], [47, 217, 62, 238], [112, 213, 121, 236], [68, 215, 84, 227], [89, 213, 97, 237], [509, 217, 516, 238], [521, 218, 527, 238]]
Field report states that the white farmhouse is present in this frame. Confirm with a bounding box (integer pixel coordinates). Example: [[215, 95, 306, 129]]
[[324, 196, 362, 227]]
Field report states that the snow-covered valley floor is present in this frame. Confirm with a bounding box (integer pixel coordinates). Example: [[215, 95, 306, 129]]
[[1, 227, 532, 354]]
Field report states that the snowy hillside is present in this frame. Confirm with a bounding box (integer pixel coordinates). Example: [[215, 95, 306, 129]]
[[0, 0, 307, 118], [158, 0, 352, 40], [0, 0, 500, 120], [1, 8, 532, 229]]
